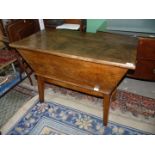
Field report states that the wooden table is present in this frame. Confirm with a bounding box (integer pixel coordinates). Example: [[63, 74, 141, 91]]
[[10, 30, 138, 126]]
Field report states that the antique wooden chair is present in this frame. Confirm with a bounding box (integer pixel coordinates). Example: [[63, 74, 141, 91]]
[[0, 19, 40, 86]]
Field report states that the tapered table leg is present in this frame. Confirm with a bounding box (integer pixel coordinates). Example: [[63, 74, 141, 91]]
[[37, 76, 45, 103], [103, 95, 110, 126]]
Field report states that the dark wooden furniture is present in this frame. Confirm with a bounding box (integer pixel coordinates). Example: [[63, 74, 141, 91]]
[[0, 20, 39, 47], [6, 20, 39, 43], [43, 19, 64, 29], [97, 28, 155, 81], [10, 30, 137, 126], [0, 19, 40, 85], [128, 37, 155, 81], [44, 19, 86, 32]]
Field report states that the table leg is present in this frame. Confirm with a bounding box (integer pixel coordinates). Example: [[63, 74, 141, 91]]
[[37, 76, 44, 103], [111, 89, 117, 102], [103, 95, 110, 126]]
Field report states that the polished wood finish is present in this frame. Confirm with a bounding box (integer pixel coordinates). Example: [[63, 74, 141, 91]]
[[17, 49, 127, 95], [37, 76, 45, 102], [7, 20, 39, 43], [10, 30, 138, 69], [10, 30, 137, 126], [128, 37, 155, 81], [0, 19, 39, 44]]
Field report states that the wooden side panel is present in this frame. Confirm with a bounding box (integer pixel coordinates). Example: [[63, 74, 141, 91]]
[[138, 38, 155, 60], [128, 37, 155, 81], [18, 49, 127, 95]]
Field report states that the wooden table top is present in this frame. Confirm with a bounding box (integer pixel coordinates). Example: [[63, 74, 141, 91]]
[[10, 30, 138, 69]]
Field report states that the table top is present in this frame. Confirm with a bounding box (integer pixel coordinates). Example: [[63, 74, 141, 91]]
[[10, 30, 138, 69]]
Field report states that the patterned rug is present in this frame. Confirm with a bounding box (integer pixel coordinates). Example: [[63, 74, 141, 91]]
[[1, 87, 155, 135], [47, 84, 155, 119], [0, 84, 37, 128], [0, 50, 17, 63]]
